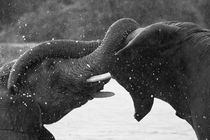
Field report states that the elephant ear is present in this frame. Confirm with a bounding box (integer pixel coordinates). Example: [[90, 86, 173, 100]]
[[115, 23, 180, 56]]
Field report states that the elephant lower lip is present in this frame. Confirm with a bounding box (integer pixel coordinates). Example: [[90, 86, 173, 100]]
[[89, 91, 115, 98]]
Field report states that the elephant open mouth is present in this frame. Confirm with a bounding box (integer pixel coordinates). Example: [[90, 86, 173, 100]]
[[63, 80, 114, 115], [84, 76, 114, 99]]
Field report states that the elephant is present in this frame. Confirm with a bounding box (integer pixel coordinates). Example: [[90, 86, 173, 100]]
[[0, 40, 112, 139], [0, 18, 140, 140], [102, 21, 210, 140]]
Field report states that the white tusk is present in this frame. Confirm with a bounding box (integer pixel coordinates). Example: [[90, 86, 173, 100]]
[[86, 73, 111, 82]]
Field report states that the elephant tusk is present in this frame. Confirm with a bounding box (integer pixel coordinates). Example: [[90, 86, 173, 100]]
[[86, 73, 112, 82], [89, 91, 115, 98]]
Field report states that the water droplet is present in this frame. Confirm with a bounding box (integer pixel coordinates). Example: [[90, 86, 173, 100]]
[[203, 116, 207, 119], [22, 101, 27, 107], [22, 35, 26, 41], [86, 64, 91, 68], [27, 94, 32, 98]]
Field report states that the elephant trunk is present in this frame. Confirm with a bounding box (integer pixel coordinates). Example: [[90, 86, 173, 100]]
[[8, 40, 101, 93], [7, 18, 140, 93], [85, 18, 140, 81]]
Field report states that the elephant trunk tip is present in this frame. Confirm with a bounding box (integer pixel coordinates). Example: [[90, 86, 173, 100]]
[[134, 112, 143, 122]]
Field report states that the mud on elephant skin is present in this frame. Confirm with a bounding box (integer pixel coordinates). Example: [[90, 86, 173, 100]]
[[110, 21, 210, 140], [0, 18, 140, 139]]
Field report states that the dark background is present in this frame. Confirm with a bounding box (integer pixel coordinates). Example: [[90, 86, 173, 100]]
[[1, 0, 210, 66], [0, 0, 209, 43]]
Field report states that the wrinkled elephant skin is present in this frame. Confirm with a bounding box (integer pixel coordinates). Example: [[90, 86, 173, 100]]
[[113, 21, 210, 140]]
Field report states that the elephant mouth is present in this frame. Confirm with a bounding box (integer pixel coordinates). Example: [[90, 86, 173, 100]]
[[84, 78, 115, 99]]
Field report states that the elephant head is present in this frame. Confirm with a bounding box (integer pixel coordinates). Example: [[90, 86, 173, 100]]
[[111, 22, 183, 121], [111, 21, 210, 139], [5, 18, 140, 124], [0, 40, 112, 139]]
